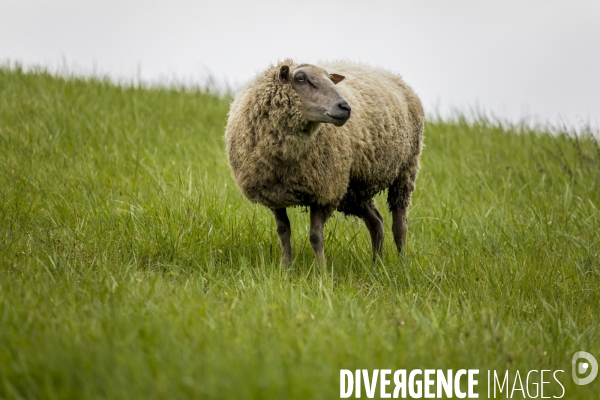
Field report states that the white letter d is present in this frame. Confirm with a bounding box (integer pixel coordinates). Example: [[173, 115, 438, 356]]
[[341, 370, 354, 398]]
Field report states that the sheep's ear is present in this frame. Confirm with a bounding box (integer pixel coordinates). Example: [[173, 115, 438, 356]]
[[279, 65, 290, 84], [330, 74, 345, 84]]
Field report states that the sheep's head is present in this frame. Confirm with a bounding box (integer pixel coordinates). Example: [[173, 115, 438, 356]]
[[278, 64, 351, 127]]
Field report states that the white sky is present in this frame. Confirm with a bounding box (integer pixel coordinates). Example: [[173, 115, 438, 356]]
[[2, 0, 599, 129]]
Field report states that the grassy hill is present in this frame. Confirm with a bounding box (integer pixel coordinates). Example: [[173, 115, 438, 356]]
[[1, 67, 599, 399]]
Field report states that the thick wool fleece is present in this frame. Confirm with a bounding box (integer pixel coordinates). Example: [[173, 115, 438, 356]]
[[225, 60, 424, 216]]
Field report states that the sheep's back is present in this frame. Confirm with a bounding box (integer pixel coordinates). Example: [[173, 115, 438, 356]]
[[320, 62, 424, 212]]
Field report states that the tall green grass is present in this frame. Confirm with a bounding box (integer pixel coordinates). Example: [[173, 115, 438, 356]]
[[1, 67, 599, 399]]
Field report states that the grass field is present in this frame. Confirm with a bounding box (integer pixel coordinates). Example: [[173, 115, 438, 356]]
[[1, 66, 599, 399]]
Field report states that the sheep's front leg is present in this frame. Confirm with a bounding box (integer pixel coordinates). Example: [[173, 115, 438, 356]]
[[272, 208, 292, 268], [309, 205, 333, 269]]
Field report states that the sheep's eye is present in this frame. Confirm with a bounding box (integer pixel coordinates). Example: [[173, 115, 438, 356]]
[[296, 73, 305, 82], [297, 77, 304, 82]]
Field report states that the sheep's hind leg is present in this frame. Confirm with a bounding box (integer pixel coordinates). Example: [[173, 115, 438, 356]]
[[273, 208, 292, 269], [309, 205, 333, 269], [388, 171, 416, 254], [391, 208, 408, 253], [360, 201, 384, 262]]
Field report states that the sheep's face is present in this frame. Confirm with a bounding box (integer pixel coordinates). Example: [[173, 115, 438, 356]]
[[279, 64, 351, 127]]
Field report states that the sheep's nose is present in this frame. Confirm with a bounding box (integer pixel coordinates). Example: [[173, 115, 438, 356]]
[[329, 99, 351, 126], [337, 100, 351, 113]]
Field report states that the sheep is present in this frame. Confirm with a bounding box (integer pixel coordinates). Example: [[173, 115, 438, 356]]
[[225, 60, 424, 269]]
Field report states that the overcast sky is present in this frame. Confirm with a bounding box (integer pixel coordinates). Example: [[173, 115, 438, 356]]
[[2, 0, 599, 129]]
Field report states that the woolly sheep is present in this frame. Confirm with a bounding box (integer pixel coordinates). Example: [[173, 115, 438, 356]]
[[225, 60, 424, 268]]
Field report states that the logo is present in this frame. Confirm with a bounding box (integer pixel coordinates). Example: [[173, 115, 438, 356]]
[[572, 351, 598, 385]]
